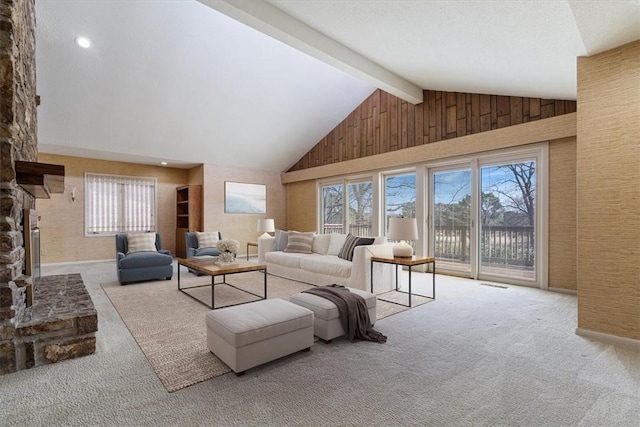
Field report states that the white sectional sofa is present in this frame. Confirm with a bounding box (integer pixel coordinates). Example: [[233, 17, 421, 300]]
[[258, 232, 395, 292]]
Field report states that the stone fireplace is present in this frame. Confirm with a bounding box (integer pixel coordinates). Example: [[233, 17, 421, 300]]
[[0, 0, 97, 375]]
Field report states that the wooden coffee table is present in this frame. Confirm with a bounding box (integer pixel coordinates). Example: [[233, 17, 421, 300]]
[[177, 258, 267, 310]]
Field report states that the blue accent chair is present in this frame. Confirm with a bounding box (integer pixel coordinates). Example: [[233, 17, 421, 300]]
[[185, 232, 222, 275], [115, 233, 173, 285], [185, 232, 222, 258]]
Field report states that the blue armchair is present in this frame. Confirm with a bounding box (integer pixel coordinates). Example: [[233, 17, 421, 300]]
[[185, 232, 222, 258], [185, 232, 222, 275], [116, 233, 173, 285]]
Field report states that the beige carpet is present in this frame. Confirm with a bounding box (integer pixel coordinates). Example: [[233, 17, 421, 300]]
[[101, 271, 431, 392]]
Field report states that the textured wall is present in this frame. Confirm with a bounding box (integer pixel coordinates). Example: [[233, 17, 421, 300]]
[[286, 180, 316, 232], [289, 89, 576, 172], [0, 0, 37, 283], [548, 137, 577, 291], [37, 154, 187, 262], [577, 40, 640, 340], [202, 164, 286, 254]]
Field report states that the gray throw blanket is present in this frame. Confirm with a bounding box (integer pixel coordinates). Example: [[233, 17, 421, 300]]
[[303, 284, 387, 343]]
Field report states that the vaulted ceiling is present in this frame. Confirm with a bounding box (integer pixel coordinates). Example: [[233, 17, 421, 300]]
[[35, 0, 640, 172]]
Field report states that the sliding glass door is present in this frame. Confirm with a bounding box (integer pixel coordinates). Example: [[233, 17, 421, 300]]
[[431, 168, 472, 275], [479, 161, 536, 281], [427, 146, 546, 287]]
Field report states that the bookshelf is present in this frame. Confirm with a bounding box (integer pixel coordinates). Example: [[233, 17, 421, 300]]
[[175, 185, 203, 258]]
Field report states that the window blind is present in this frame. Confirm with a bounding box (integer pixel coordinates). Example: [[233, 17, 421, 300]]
[[85, 173, 157, 235]]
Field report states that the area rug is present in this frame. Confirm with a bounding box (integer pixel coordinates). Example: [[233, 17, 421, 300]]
[[101, 272, 431, 392]]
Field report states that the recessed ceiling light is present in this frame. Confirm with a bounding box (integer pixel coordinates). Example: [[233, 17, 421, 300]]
[[160, 162, 168, 166], [74, 37, 91, 49]]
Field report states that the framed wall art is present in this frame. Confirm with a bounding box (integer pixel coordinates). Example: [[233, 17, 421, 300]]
[[224, 181, 267, 214]]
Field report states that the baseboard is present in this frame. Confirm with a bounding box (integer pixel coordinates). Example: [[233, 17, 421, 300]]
[[42, 259, 113, 267], [575, 328, 640, 349], [548, 287, 577, 295]]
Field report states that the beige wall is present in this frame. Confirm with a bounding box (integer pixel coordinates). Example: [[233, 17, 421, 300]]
[[286, 180, 316, 232], [202, 164, 286, 254], [36, 156, 287, 262], [187, 164, 204, 185], [548, 137, 577, 291], [36, 154, 187, 262], [577, 40, 640, 340]]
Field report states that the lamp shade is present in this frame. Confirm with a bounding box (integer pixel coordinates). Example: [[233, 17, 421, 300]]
[[257, 218, 275, 233], [387, 217, 418, 241], [388, 217, 418, 257]]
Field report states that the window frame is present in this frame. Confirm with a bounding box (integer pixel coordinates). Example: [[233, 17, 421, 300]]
[[84, 172, 158, 237]]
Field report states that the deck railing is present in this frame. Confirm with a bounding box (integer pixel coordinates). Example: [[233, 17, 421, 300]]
[[323, 223, 534, 266], [435, 225, 534, 266], [323, 224, 372, 237]]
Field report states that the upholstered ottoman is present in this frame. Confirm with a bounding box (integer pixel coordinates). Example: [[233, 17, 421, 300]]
[[205, 298, 314, 375], [289, 287, 377, 342]]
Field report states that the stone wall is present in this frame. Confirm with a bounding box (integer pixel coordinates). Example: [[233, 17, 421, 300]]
[[14, 274, 97, 369], [0, 0, 37, 282], [0, 0, 98, 376], [0, 0, 40, 374]]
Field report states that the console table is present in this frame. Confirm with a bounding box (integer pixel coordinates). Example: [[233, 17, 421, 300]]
[[370, 256, 435, 307]]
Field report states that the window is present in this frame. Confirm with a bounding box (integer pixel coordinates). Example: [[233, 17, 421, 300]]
[[347, 179, 373, 236], [316, 144, 547, 288], [85, 173, 157, 236], [320, 179, 374, 236], [320, 183, 343, 234], [384, 172, 417, 231], [384, 172, 417, 247]]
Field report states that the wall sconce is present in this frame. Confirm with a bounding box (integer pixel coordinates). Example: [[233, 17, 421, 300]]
[[71, 186, 77, 202]]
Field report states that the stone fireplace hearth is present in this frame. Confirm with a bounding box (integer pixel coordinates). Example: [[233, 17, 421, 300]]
[[1, 274, 97, 372]]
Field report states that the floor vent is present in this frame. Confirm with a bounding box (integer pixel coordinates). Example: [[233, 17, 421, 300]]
[[479, 282, 508, 289]]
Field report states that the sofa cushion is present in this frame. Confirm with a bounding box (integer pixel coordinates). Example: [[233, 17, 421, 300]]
[[284, 231, 314, 254], [265, 251, 304, 269], [299, 255, 351, 279], [272, 230, 289, 251], [312, 234, 331, 255], [327, 233, 347, 256], [119, 251, 173, 269], [196, 231, 219, 249], [338, 234, 375, 261], [126, 233, 157, 253]]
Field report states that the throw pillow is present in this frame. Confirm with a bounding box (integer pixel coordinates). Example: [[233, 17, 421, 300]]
[[327, 233, 347, 256], [283, 231, 314, 254], [126, 233, 157, 253], [311, 234, 331, 255], [337, 234, 375, 261], [196, 231, 220, 249], [272, 230, 289, 251]]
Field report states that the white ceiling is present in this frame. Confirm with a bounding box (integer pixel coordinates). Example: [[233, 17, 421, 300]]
[[35, 0, 640, 172]]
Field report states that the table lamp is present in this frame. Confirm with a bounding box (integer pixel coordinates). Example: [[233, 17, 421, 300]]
[[387, 217, 418, 258], [257, 218, 275, 239]]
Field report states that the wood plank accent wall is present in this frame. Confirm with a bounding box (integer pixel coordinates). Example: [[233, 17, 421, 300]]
[[289, 89, 576, 172]]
